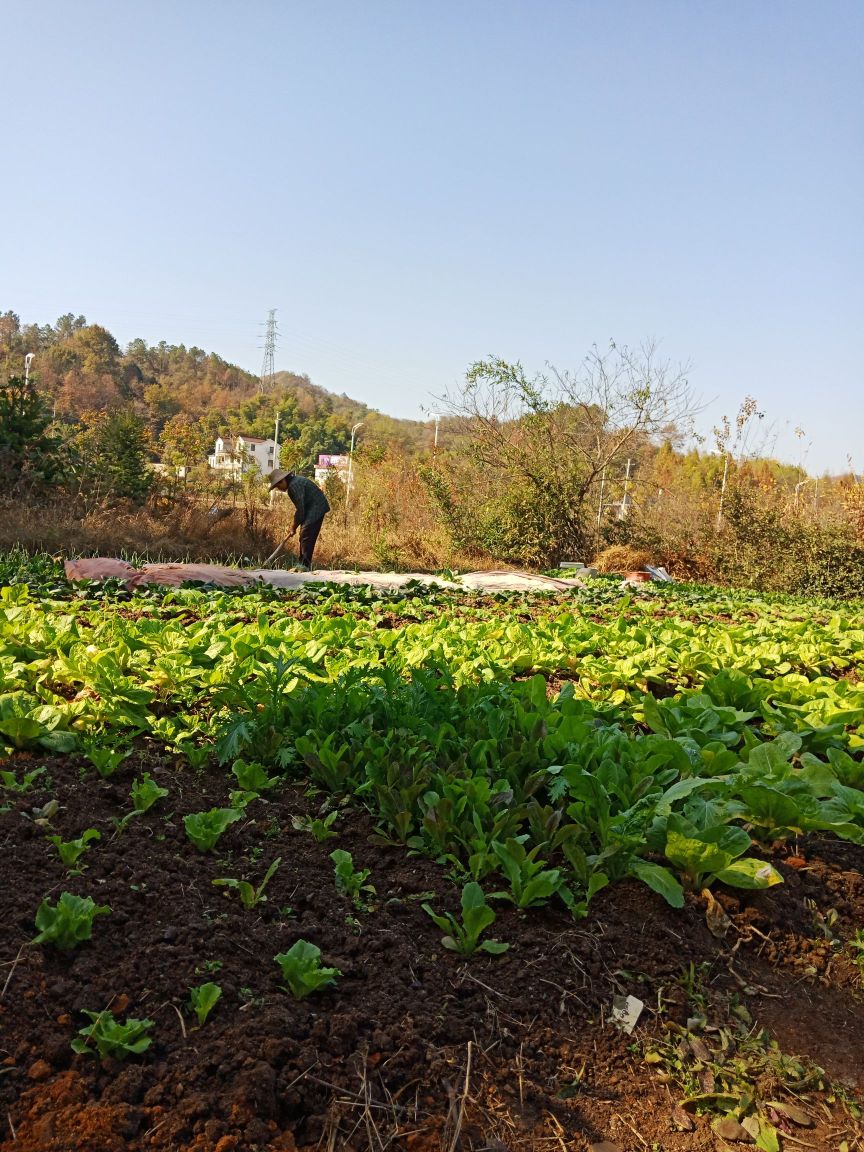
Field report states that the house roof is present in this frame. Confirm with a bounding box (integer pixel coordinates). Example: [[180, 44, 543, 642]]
[[237, 436, 271, 444]]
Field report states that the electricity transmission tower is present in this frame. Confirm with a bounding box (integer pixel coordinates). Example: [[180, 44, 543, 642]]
[[259, 309, 278, 393]]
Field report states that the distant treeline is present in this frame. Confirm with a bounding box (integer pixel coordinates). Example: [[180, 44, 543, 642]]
[[0, 310, 436, 470]]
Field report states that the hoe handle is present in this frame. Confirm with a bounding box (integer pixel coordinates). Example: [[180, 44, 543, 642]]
[[263, 535, 291, 566]]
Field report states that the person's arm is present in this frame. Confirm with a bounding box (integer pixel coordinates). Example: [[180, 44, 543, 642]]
[[288, 478, 305, 531]]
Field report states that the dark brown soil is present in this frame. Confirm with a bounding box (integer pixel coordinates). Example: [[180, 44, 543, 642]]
[[1, 749, 863, 1152]]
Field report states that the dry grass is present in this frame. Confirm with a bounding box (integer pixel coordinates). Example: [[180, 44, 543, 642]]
[[0, 491, 488, 574], [591, 545, 654, 574], [0, 500, 258, 564]]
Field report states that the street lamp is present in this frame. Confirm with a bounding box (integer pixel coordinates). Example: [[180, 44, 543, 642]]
[[431, 412, 441, 450], [24, 353, 34, 385], [345, 421, 364, 524], [268, 411, 281, 508], [794, 477, 815, 512]]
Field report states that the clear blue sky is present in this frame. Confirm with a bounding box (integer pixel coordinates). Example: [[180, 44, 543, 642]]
[[2, 1, 861, 474]]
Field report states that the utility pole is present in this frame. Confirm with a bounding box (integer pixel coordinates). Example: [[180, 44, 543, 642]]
[[617, 457, 633, 520], [431, 412, 441, 451], [259, 309, 278, 393], [596, 467, 607, 532], [345, 421, 364, 526]]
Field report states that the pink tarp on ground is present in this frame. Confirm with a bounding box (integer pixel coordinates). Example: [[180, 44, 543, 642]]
[[64, 558, 137, 582], [64, 558, 254, 587], [64, 559, 585, 593]]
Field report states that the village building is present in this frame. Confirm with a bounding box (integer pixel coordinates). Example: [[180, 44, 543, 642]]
[[208, 435, 280, 476]]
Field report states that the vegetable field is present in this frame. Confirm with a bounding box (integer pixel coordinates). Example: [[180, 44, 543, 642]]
[[1, 556, 863, 1152]]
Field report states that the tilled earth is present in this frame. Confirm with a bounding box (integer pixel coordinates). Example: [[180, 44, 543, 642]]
[[1, 748, 863, 1152]]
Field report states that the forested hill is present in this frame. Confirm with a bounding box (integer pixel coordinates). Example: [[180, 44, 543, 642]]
[[0, 311, 435, 463]]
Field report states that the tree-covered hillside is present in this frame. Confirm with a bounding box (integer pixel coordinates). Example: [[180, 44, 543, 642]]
[[0, 311, 436, 468]]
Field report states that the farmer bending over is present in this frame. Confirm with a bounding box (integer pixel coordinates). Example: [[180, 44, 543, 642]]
[[268, 469, 330, 569]]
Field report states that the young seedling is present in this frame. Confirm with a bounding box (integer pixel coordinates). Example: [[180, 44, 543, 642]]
[[183, 808, 242, 852], [130, 773, 169, 815], [189, 982, 222, 1025], [291, 810, 338, 842], [32, 892, 111, 951], [848, 930, 864, 984], [330, 849, 375, 908], [177, 743, 211, 771], [29, 798, 60, 827], [490, 838, 563, 908], [423, 882, 510, 956], [82, 741, 132, 779], [228, 789, 260, 811], [274, 940, 341, 999], [213, 857, 282, 909], [0, 766, 47, 794], [194, 959, 223, 976], [46, 828, 100, 869], [71, 1011, 153, 1060], [231, 759, 279, 793]]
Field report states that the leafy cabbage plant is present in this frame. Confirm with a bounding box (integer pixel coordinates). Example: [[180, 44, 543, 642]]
[[32, 892, 111, 950], [183, 808, 242, 852], [423, 882, 509, 955], [72, 1011, 153, 1059], [635, 816, 783, 909], [274, 940, 340, 999]]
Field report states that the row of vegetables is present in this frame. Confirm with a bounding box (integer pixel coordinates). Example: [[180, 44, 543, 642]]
[[2, 568, 863, 924]]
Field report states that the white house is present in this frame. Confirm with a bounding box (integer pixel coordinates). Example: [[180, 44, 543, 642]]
[[208, 435, 280, 476]]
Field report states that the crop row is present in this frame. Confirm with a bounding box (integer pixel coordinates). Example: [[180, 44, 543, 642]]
[[2, 575, 864, 920]]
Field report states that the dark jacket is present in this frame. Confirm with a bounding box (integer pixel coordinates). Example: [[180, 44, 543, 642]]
[[285, 475, 330, 529]]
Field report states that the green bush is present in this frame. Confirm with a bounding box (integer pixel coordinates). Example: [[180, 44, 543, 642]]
[[0, 377, 66, 496], [792, 532, 864, 600]]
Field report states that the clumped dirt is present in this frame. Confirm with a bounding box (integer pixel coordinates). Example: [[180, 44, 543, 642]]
[[1, 749, 863, 1152]]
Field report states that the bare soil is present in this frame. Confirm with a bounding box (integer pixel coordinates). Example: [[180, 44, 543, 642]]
[[1, 748, 863, 1152]]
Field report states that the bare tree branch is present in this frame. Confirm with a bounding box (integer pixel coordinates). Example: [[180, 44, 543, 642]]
[[431, 342, 699, 563]]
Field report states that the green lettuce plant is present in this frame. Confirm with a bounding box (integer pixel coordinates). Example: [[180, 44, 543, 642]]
[[183, 808, 242, 852], [47, 828, 100, 868], [32, 892, 111, 950], [130, 773, 169, 814], [423, 882, 510, 955], [0, 694, 76, 753], [71, 1011, 153, 1059], [81, 740, 132, 778], [0, 766, 47, 793], [213, 857, 281, 908], [189, 982, 222, 1025], [660, 816, 783, 896], [490, 838, 563, 908], [330, 849, 375, 907], [274, 940, 341, 998], [291, 810, 338, 841], [231, 758, 279, 793]]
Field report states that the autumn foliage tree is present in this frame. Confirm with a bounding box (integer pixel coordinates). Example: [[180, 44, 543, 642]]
[[158, 414, 212, 473]]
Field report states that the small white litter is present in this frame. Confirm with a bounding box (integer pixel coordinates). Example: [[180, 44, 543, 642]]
[[609, 994, 644, 1034], [644, 565, 673, 582]]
